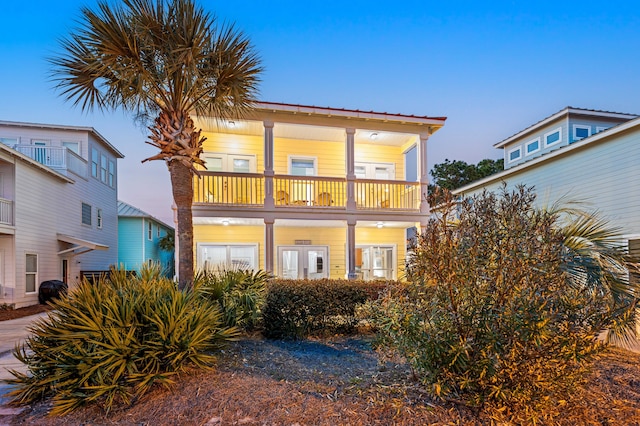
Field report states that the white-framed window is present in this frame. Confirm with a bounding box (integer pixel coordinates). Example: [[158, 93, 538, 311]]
[[508, 146, 522, 163], [100, 155, 108, 183], [26, 253, 38, 293], [91, 148, 99, 178], [108, 160, 115, 188], [148, 222, 153, 240], [0, 137, 18, 146], [289, 156, 317, 176], [525, 138, 541, 156], [573, 125, 591, 141], [355, 245, 396, 280], [81, 203, 92, 226], [62, 141, 80, 155], [198, 243, 259, 270], [544, 127, 562, 148], [157, 225, 161, 238], [97, 208, 103, 229], [595, 126, 609, 134]]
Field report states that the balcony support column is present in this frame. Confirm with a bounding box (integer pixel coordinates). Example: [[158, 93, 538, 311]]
[[264, 120, 275, 209], [419, 130, 431, 215], [345, 127, 357, 211], [264, 216, 274, 273], [346, 217, 357, 279]]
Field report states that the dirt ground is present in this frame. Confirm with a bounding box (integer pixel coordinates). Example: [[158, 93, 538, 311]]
[[0, 304, 49, 321], [6, 334, 640, 425]]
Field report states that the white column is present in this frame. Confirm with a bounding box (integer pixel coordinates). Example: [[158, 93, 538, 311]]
[[419, 130, 431, 215], [346, 217, 357, 279], [345, 128, 357, 211], [264, 217, 274, 273], [264, 120, 275, 209]]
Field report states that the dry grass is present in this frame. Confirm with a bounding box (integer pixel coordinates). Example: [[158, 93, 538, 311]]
[[8, 335, 640, 425]]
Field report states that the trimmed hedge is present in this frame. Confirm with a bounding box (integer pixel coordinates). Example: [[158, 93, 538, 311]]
[[262, 278, 390, 339]]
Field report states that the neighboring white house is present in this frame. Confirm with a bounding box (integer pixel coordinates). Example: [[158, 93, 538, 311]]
[[453, 107, 640, 256], [0, 120, 124, 308]]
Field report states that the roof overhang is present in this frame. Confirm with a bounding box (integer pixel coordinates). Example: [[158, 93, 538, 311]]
[[57, 233, 109, 256]]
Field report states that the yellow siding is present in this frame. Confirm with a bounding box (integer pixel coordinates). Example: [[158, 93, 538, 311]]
[[200, 133, 264, 171], [274, 139, 345, 177], [275, 227, 346, 278], [355, 144, 405, 180], [193, 225, 265, 269]]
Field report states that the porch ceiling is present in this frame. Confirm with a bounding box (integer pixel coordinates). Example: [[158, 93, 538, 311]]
[[193, 217, 416, 229]]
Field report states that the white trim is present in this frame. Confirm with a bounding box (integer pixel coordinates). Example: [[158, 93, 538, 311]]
[[57, 233, 109, 255], [354, 244, 397, 280], [288, 155, 318, 176], [277, 245, 329, 279], [595, 126, 609, 133], [543, 127, 562, 148], [25, 253, 38, 294], [507, 146, 522, 163], [573, 124, 591, 141], [525, 137, 541, 156], [97, 208, 103, 229]]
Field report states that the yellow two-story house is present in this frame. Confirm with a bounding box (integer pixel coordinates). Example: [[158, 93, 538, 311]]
[[191, 102, 446, 280]]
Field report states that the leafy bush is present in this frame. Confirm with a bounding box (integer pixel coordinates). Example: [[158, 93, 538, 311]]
[[262, 278, 388, 339], [368, 186, 639, 421], [5, 266, 237, 415], [195, 267, 270, 330]]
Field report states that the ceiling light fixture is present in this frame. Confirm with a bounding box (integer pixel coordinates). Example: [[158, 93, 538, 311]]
[[376, 222, 384, 228], [370, 132, 379, 141], [222, 220, 229, 226], [228, 121, 236, 128]]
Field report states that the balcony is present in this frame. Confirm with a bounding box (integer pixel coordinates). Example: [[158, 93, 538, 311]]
[[0, 198, 13, 225], [14, 145, 88, 179], [194, 172, 421, 211]]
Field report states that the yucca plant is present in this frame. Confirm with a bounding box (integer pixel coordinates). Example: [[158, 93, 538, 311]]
[[195, 267, 270, 330], [5, 265, 237, 415]]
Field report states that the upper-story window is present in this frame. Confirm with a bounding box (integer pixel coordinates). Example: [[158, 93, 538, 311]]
[[508, 147, 522, 163], [82, 202, 92, 226], [157, 226, 161, 238], [148, 222, 153, 240], [544, 127, 562, 148], [203, 153, 256, 173], [290, 157, 317, 176], [91, 148, 99, 178], [0, 137, 18, 146], [355, 162, 395, 180], [573, 125, 591, 141], [525, 138, 540, 156], [596, 126, 610, 134], [62, 141, 80, 155], [97, 208, 103, 229], [108, 160, 115, 188], [100, 155, 108, 183]]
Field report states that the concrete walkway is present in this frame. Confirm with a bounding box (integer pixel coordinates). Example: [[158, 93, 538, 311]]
[[0, 312, 48, 424]]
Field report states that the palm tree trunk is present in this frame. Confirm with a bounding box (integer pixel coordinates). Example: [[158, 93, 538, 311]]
[[169, 160, 194, 290]]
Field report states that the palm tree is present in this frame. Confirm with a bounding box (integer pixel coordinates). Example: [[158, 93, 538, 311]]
[[49, 0, 262, 289]]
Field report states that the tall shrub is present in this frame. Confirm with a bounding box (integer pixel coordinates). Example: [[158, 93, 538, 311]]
[[370, 186, 638, 421], [5, 266, 237, 415]]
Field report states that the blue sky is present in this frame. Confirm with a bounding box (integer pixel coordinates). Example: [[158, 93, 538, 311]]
[[1, 0, 639, 224]]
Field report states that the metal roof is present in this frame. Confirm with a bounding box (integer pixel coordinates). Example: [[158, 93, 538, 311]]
[[118, 200, 174, 230]]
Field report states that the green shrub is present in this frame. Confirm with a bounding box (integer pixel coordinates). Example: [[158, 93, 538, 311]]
[[195, 267, 270, 330], [262, 278, 388, 339], [5, 266, 237, 415], [368, 186, 639, 422]]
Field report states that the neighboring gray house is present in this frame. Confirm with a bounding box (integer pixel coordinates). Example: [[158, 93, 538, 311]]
[[118, 201, 175, 277], [454, 107, 640, 255], [0, 120, 124, 308]]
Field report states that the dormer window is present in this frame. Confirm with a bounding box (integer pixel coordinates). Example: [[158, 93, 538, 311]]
[[508, 147, 522, 163], [525, 138, 540, 156], [544, 127, 562, 148], [573, 125, 591, 141]]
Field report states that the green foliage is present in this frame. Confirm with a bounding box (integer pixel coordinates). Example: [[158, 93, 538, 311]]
[[262, 279, 388, 339], [5, 265, 237, 415], [158, 232, 175, 252], [195, 268, 270, 331], [368, 186, 639, 421], [429, 158, 503, 191]]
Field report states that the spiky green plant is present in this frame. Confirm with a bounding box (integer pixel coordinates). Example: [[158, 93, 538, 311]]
[[4, 265, 237, 415], [195, 267, 270, 330]]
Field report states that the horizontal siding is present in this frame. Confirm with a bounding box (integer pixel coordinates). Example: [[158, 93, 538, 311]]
[[463, 127, 640, 237], [118, 217, 142, 270]]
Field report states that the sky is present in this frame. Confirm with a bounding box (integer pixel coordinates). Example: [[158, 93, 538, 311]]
[[2, 0, 640, 226]]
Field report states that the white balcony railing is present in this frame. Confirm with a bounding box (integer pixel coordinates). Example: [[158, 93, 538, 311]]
[[14, 145, 88, 178], [0, 198, 14, 225]]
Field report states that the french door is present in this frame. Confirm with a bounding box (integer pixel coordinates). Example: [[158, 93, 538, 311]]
[[278, 246, 328, 279]]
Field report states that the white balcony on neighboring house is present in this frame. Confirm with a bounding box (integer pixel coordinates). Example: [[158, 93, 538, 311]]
[[0, 197, 13, 226], [14, 145, 88, 179]]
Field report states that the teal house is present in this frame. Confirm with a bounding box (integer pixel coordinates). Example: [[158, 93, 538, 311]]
[[117, 201, 175, 277]]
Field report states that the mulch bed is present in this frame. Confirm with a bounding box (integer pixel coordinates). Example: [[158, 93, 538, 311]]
[[0, 305, 49, 321], [7, 335, 640, 425]]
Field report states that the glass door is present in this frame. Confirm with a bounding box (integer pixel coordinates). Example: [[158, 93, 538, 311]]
[[356, 246, 395, 280], [278, 246, 328, 279]]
